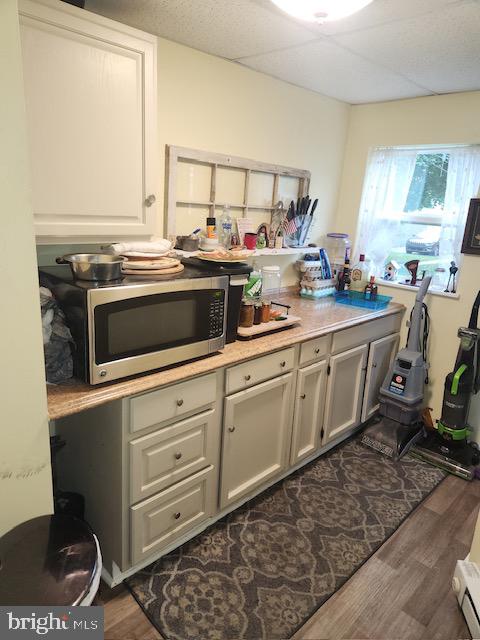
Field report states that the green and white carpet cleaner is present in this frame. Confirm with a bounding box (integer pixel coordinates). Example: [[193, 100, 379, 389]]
[[411, 291, 480, 480], [361, 276, 432, 460]]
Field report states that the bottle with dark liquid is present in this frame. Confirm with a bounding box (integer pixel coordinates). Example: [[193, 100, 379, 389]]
[[338, 257, 351, 291], [364, 275, 378, 301]]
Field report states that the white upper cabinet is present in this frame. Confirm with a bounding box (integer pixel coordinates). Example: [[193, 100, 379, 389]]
[[19, 0, 158, 240]]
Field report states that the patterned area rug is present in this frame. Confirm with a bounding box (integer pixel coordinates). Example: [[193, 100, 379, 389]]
[[126, 435, 445, 640]]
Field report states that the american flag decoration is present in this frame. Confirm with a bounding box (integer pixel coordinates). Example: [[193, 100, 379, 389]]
[[283, 201, 298, 236]]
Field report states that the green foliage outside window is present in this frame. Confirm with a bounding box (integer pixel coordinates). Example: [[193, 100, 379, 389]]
[[404, 153, 449, 212]]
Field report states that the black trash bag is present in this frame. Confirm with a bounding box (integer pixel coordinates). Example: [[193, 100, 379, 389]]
[[40, 286, 74, 383]]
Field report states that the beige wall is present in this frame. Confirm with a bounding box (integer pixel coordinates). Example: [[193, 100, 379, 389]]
[[0, 0, 53, 534], [334, 92, 480, 430]]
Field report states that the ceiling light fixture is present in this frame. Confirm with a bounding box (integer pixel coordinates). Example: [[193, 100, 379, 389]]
[[270, 0, 374, 23]]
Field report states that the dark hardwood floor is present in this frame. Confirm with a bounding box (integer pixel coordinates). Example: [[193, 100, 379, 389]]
[[96, 475, 480, 640]]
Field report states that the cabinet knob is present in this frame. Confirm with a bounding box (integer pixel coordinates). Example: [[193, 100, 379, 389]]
[[228, 426, 236, 433], [372, 362, 377, 368], [300, 393, 306, 399], [176, 398, 184, 407], [280, 361, 286, 368], [314, 348, 320, 354], [174, 512, 181, 520], [175, 452, 182, 460], [244, 374, 251, 381], [144, 194, 156, 207]]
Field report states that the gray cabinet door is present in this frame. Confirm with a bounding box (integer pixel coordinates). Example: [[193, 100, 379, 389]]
[[290, 360, 328, 465], [220, 373, 293, 509], [362, 333, 400, 423], [323, 344, 368, 444]]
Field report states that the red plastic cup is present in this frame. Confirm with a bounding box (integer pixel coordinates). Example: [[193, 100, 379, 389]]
[[244, 233, 257, 250]]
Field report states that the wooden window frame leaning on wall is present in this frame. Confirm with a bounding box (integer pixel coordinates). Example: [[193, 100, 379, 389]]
[[165, 145, 310, 238]]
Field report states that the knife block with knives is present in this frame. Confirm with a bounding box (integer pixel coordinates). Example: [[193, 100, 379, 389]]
[[283, 196, 318, 247]]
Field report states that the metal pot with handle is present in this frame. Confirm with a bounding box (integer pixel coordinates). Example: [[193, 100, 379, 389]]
[[56, 253, 125, 281]]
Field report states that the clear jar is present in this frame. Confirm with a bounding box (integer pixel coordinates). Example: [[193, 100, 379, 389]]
[[261, 265, 281, 297], [325, 233, 351, 268]]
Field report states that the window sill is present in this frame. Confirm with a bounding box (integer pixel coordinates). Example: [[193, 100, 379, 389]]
[[377, 278, 460, 300]]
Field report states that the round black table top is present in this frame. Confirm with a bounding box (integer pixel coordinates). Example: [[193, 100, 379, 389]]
[[0, 514, 98, 606]]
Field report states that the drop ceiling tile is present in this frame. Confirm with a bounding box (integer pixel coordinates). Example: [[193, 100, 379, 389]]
[[86, 0, 316, 59], [309, 0, 461, 36], [239, 39, 432, 103], [334, 1, 480, 93]]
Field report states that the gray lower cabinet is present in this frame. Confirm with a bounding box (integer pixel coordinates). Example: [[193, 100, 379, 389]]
[[220, 373, 294, 509], [290, 360, 328, 464], [53, 311, 404, 584], [323, 343, 369, 444], [361, 333, 400, 423]]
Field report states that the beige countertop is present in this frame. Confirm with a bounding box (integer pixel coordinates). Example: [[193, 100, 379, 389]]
[[47, 293, 405, 421]]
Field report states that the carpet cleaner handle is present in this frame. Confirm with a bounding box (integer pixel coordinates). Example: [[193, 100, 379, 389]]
[[407, 276, 431, 353], [415, 275, 431, 302]]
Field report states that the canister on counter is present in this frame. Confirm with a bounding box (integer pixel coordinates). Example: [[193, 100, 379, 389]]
[[239, 299, 254, 327]]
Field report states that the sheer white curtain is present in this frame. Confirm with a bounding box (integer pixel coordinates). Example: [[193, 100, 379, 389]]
[[440, 146, 480, 263], [355, 147, 417, 274]]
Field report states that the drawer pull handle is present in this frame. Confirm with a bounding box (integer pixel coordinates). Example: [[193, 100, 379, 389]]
[[244, 374, 251, 381], [174, 512, 181, 520], [175, 452, 182, 460], [280, 361, 286, 367], [176, 399, 184, 407], [228, 426, 236, 433], [314, 348, 320, 354], [300, 393, 306, 399]]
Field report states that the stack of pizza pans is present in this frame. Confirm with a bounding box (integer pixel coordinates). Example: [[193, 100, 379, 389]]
[[121, 255, 184, 276]]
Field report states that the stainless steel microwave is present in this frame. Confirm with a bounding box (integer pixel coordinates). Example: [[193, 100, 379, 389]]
[[40, 267, 228, 384]]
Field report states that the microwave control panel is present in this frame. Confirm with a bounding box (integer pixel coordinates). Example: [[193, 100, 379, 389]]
[[208, 290, 225, 338]]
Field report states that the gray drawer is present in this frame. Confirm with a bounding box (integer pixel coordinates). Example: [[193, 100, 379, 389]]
[[129, 373, 217, 433], [299, 335, 331, 366], [129, 409, 216, 503], [130, 465, 216, 564], [225, 347, 295, 394], [331, 314, 402, 354]]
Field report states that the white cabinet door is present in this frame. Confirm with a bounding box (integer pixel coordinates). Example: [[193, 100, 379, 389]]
[[323, 344, 368, 445], [220, 373, 293, 509], [19, 0, 157, 239], [290, 360, 327, 465], [361, 333, 400, 423]]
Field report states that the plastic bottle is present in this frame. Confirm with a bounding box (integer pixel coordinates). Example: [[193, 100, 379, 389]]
[[351, 254, 368, 291], [219, 206, 232, 248], [244, 262, 262, 299]]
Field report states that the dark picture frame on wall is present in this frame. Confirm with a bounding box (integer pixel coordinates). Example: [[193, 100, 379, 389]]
[[461, 198, 480, 255]]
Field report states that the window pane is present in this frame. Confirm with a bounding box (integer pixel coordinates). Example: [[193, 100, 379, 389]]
[[404, 153, 449, 213], [385, 222, 451, 287]]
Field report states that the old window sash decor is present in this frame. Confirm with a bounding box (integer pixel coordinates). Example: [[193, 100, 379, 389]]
[[165, 145, 310, 239]]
